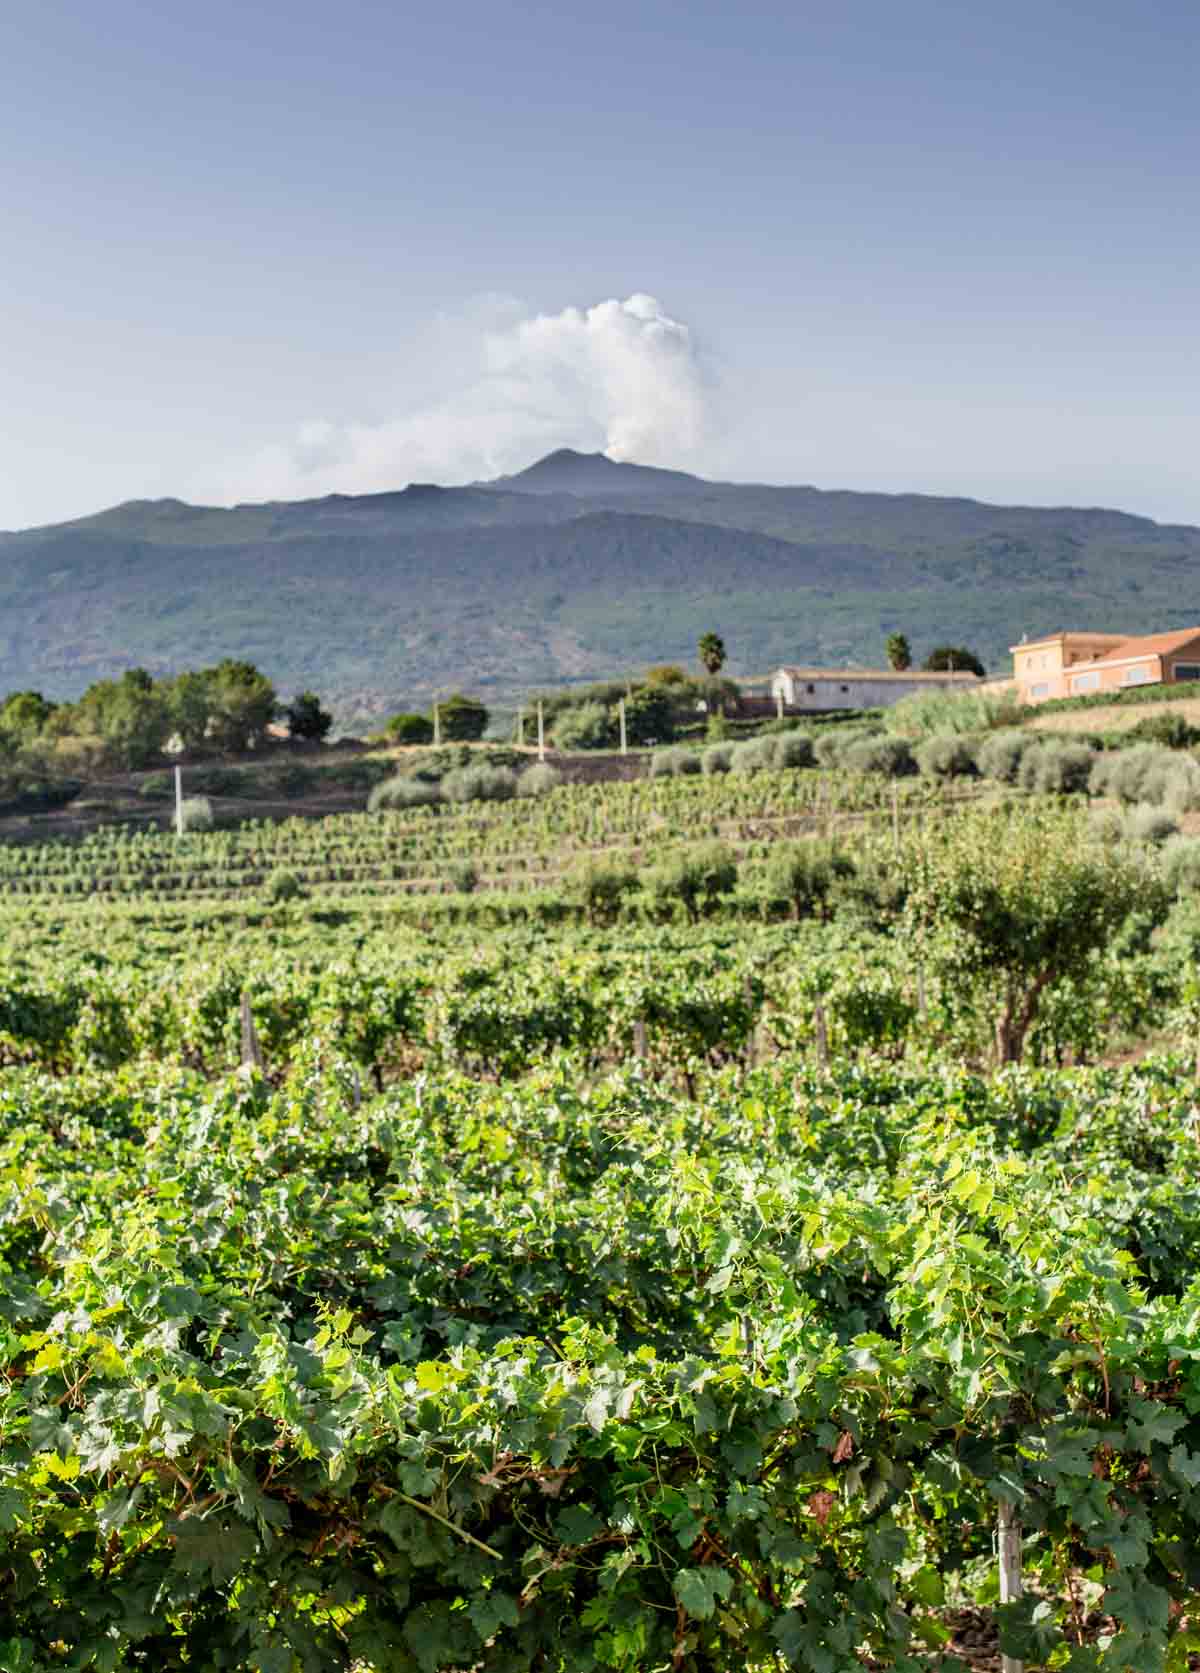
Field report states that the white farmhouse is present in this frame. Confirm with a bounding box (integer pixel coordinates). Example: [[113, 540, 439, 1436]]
[[770, 666, 981, 712]]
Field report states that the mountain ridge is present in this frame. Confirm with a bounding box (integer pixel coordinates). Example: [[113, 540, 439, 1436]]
[[3, 449, 1199, 726]]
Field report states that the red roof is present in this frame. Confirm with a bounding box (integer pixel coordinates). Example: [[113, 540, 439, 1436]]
[[1091, 627, 1200, 664]]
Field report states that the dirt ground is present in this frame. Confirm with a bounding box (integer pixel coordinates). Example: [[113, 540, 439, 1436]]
[[1030, 697, 1200, 734]]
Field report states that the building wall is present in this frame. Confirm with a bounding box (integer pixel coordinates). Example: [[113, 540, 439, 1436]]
[[1012, 634, 1128, 703], [770, 671, 977, 711]]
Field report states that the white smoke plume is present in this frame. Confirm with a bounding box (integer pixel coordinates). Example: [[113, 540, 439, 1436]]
[[221, 293, 710, 503]]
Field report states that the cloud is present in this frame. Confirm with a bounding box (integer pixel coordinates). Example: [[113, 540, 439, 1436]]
[[219, 293, 711, 503]]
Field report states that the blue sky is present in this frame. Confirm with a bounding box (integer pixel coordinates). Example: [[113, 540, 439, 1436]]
[[4, 0, 1199, 526]]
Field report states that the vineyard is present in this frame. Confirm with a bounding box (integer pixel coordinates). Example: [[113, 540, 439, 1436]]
[[3, 772, 1200, 1670]]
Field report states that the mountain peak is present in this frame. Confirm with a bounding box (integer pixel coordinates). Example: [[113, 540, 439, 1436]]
[[495, 448, 702, 496]]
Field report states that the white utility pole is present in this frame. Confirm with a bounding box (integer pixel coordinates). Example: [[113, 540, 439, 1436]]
[[776, 688, 784, 720], [174, 765, 184, 836], [433, 703, 441, 747], [537, 700, 546, 762], [618, 698, 627, 755]]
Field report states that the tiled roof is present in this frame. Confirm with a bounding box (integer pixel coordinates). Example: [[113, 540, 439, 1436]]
[[1090, 627, 1200, 663]]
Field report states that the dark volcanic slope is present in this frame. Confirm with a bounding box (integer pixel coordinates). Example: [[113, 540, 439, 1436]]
[[5, 449, 1200, 721]]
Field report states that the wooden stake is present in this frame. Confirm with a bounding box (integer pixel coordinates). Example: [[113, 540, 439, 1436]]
[[997, 1501, 1023, 1673], [813, 1003, 829, 1068], [240, 992, 264, 1073], [633, 1019, 648, 1059]]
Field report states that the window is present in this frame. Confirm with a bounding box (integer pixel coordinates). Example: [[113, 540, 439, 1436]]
[[840, 684, 849, 693], [1030, 683, 1049, 698], [1072, 672, 1100, 692], [806, 683, 814, 694], [1123, 666, 1154, 686], [1174, 663, 1200, 682]]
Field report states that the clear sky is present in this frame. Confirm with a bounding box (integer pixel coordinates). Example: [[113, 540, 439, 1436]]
[[4, 0, 1199, 528]]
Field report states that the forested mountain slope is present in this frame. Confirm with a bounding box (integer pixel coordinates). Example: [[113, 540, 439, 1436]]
[[4, 448, 1198, 723]]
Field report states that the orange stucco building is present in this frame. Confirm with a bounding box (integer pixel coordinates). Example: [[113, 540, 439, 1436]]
[[1011, 628, 1200, 704]]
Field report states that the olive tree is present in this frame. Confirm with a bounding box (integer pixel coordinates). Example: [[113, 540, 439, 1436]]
[[903, 808, 1166, 1062]]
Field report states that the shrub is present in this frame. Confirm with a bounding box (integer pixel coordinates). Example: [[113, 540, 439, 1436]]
[[441, 765, 517, 803], [266, 867, 303, 902], [552, 701, 612, 750], [1127, 711, 1200, 749], [139, 771, 173, 799], [1090, 745, 1200, 813], [177, 796, 213, 832], [775, 732, 815, 768], [887, 687, 1021, 738], [704, 710, 729, 743], [763, 840, 853, 920], [285, 691, 333, 742], [915, 734, 978, 780], [730, 738, 776, 772], [435, 694, 489, 742], [644, 842, 738, 922], [1017, 742, 1095, 795], [650, 748, 700, 778], [386, 712, 435, 745], [368, 775, 442, 811], [1163, 835, 1200, 895], [1124, 804, 1179, 846], [449, 861, 479, 893], [844, 736, 916, 777], [572, 858, 638, 924], [517, 763, 562, 797], [976, 729, 1034, 783], [702, 745, 733, 775]]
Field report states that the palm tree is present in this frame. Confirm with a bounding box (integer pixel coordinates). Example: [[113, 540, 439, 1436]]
[[885, 633, 912, 671], [698, 632, 727, 675]]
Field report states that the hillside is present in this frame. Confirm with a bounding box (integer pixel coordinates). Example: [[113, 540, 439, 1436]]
[[4, 448, 1200, 724]]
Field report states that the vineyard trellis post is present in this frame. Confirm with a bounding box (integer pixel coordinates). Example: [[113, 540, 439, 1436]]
[[619, 698, 627, 756], [813, 1002, 829, 1067], [997, 1499, 1023, 1673], [433, 703, 441, 748], [240, 992, 264, 1073], [537, 701, 546, 762], [174, 765, 184, 837], [514, 707, 524, 746], [775, 688, 784, 720], [891, 784, 900, 851]]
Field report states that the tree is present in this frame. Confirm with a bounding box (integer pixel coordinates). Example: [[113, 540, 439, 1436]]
[[643, 664, 689, 688], [285, 691, 333, 742], [903, 808, 1165, 1061], [885, 633, 912, 671], [924, 645, 985, 677], [698, 632, 727, 676], [0, 690, 55, 745], [75, 672, 170, 770], [168, 671, 213, 753], [206, 660, 277, 754], [386, 712, 434, 745], [436, 694, 489, 742], [623, 686, 675, 746]]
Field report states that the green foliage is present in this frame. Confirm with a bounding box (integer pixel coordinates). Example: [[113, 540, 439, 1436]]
[[923, 643, 986, 675], [368, 774, 443, 810], [177, 794, 213, 832], [436, 694, 489, 741], [449, 859, 479, 893], [284, 689, 333, 741], [916, 732, 979, 778], [571, 857, 638, 924], [697, 630, 726, 674], [386, 711, 436, 745], [701, 744, 732, 774], [517, 762, 561, 797], [552, 700, 613, 750], [265, 865, 303, 902], [1016, 740, 1096, 794], [904, 806, 1167, 1059], [622, 685, 675, 745], [976, 728, 1035, 783], [844, 734, 917, 776], [763, 838, 853, 919], [885, 630, 911, 669], [645, 841, 738, 921], [440, 764, 517, 803], [205, 659, 278, 754], [649, 747, 701, 778], [888, 685, 1022, 738], [1127, 709, 1200, 748]]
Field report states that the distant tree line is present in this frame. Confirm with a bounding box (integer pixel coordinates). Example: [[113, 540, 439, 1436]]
[[0, 662, 333, 775]]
